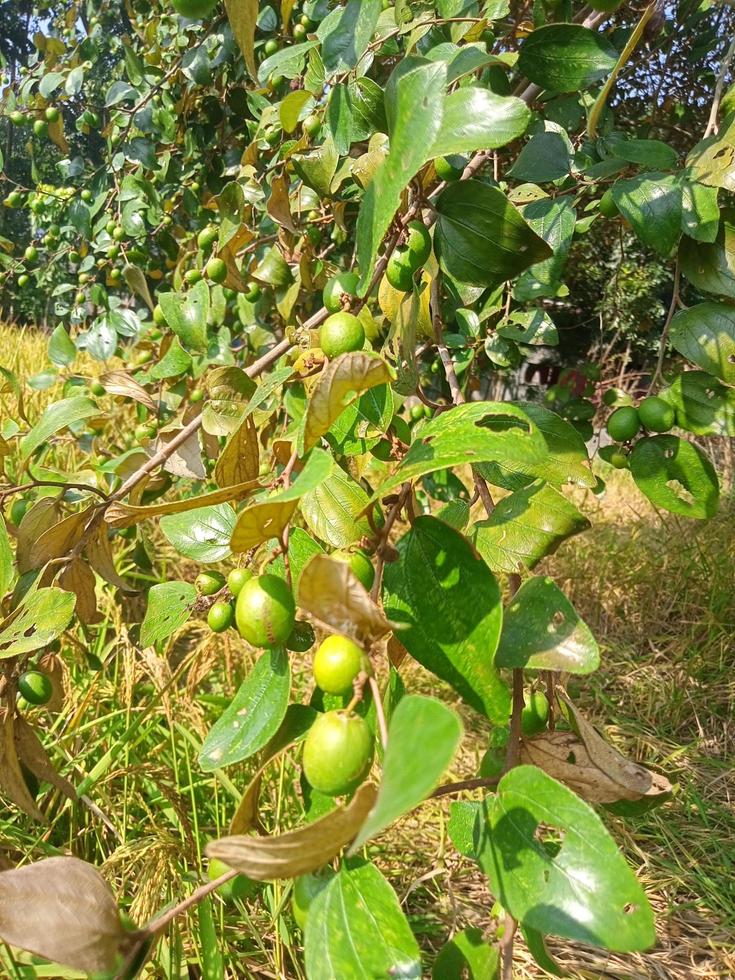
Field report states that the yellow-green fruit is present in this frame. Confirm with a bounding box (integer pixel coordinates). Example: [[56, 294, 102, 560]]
[[638, 395, 675, 433], [313, 634, 367, 696], [226, 567, 252, 596], [208, 601, 234, 633], [235, 574, 295, 648], [434, 155, 465, 181], [609, 450, 630, 469], [404, 221, 431, 268], [606, 406, 640, 443], [521, 690, 549, 737], [18, 671, 53, 706], [44, 106, 60, 123], [153, 304, 167, 326], [207, 858, 257, 902], [322, 271, 359, 313], [197, 224, 218, 252], [330, 548, 375, 590], [195, 570, 226, 596], [386, 247, 415, 292], [205, 257, 227, 283], [319, 312, 365, 359], [599, 188, 618, 218], [292, 870, 334, 929], [302, 710, 372, 797]]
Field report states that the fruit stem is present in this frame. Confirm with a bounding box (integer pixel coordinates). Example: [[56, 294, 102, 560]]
[[368, 674, 389, 750]]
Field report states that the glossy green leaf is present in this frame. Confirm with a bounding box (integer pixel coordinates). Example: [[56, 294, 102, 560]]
[[509, 131, 572, 183], [496, 575, 599, 673], [293, 135, 338, 198], [356, 60, 447, 293], [497, 309, 558, 346], [349, 77, 386, 140], [160, 504, 236, 563], [48, 325, 77, 367], [157, 281, 210, 352], [327, 83, 353, 156], [430, 88, 530, 158], [301, 465, 372, 548], [630, 435, 719, 519], [685, 116, 735, 194], [350, 696, 463, 850], [327, 383, 393, 456], [514, 196, 576, 300], [680, 210, 735, 298], [140, 581, 197, 647], [479, 766, 655, 952], [383, 517, 509, 722], [663, 371, 735, 436], [612, 173, 682, 257], [518, 25, 617, 93], [472, 481, 590, 575], [20, 396, 98, 459], [435, 180, 552, 287], [447, 800, 486, 860], [199, 649, 290, 771], [608, 137, 678, 170], [669, 302, 735, 384], [0, 588, 76, 659], [680, 180, 720, 243], [370, 402, 593, 504], [304, 861, 421, 980], [257, 41, 316, 84], [319, 0, 382, 74], [432, 927, 499, 980]]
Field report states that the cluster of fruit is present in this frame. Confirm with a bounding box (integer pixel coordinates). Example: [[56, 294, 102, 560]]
[[604, 394, 675, 468]]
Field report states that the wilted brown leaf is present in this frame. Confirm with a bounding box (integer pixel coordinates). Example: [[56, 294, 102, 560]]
[[14, 715, 76, 801], [230, 498, 297, 553], [27, 508, 92, 570], [0, 707, 44, 821], [105, 480, 260, 528], [99, 370, 157, 411], [16, 498, 63, 573], [58, 557, 100, 624], [123, 264, 154, 311], [0, 856, 125, 974], [224, 0, 258, 78], [300, 352, 393, 453], [86, 523, 136, 593], [267, 174, 296, 231], [215, 415, 260, 487], [298, 554, 393, 645], [155, 426, 206, 479], [208, 782, 377, 879]]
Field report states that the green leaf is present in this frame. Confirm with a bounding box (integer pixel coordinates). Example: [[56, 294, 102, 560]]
[[20, 397, 99, 459], [497, 309, 558, 346], [514, 196, 576, 300], [496, 575, 599, 673], [478, 766, 655, 952], [680, 210, 735, 298], [383, 517, 509, 722], [370, 402, 593, 504], [630, 435, 719, 520], [349, 77, 387, 141], [680, 180, 719, 243], [356, 60, 447, 293], [301, 465, 372, 548], [199, 649, 291, 771], [327, 383, 393, 457], [663, 371, 735, 436], [201, 365, 258, 437], [140, 582, 197, 647], [253, 246, 293, 287], [518, 25, 618, 93], [612, 173, 682, 257], [434, 180, 552, 287], [39, 71, 64, 98], [327, 84, 353, 156], [471, 480, 590, 575], [0, 588, 76, 659], [319, 0, 382, 74], [350, 695, 463, 849], [157, 281, 210, 352], [686, 116, 735, 194], [280, 90, 313, 133], [509, 131, 572, 183], [608, 137, 678, 170], [0, 517, 13, 598], [430, 89, 530, 158], [304, 861, 421, 980], [257, 41, 317, 85], [48, 325, 77, 368], [148, 337, 192, 380], [160, 504, 236, 563], [669, 302, 735, 384], [293, 135, 339, 198], [432, 927, 499, 980]]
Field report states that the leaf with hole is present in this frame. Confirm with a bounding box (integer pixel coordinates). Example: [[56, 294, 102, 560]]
[[0, 588, 76, 659], [630, 435, 719, 519], [669, 302, 735, 385]]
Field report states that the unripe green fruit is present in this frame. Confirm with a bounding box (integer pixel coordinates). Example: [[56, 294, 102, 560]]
[[404, 221, 432, 268], [205, 256, 227, 283], [323, 272, 359, 313], [302, 113, 321, 137], [24, 245, 38, 263], [190, 387, 204, 403], [17, 274, 30, 289], [292, 870, 334, 929], [208, 601, 234, 633], [264, 38, 279, 56], [197, 225, 218, 252], [9, 499, 28, 526], [479, 747, 505, 779], [153, 304, 167, 326], [45, 106, 60, 123], [227, 567, 252, 596], [302, 710, 372, 796], [172, 0, 218, 17], [609, 450, 630, 469], [207, 858, 256, 902], [112, 226, 124, 241], [18, 671, 53, 706], [386, 247, 415, 292], [521, 690, 549, 737], [80, 189, 93, 203], [599, 188, 618, 218], [75, 291, 86, 305], [33, 119, 48, 138], [245, 280, 261, 302], [410, 403, 424, 421], [434, 155, 465, 181], [313, 634, 368, 696], [235, 574, 295, 648], [196, 570, 226, 596], [293, 22, 307, 41], [5, 191, 22, 207], [606, 406, 641, 443], [286, 620, 316, 652], [134, 423, 157, 443], [319, 312, 365, 359], [9, 111, 25, 126], [90, 380, 106, 397], [602, 387, 632, 407], [638, 395, 675, 433], [185, 268, 202, 285], [330, 548, 375, 590]]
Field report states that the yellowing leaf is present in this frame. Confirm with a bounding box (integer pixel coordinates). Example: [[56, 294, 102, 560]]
[[230, 498, 297, 553], [215, 415, 260, 487], [224, 0, 258, 78], [99, 370, 157, 411], [58, 556, 100, 625], [300, 352, 393, 454], [27, 508, 92, 570], [207, 782, 377, 880], [105, 481, 260, 528], [0, 708, 43, 822]]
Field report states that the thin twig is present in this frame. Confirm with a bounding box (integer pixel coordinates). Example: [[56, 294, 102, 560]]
[[650, 256, 681, 391], [369, 674, 389, 750], [704, 29, 735, 137]]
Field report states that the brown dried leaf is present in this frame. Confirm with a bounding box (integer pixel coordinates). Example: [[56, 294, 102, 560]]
[[387, 635, 409, 669], [298, 554, 393, 645], [16, 498, 63, 573], [105, 480, 260, 528], [208, 782, 377, 880], [301, 352, 393, 453], [58, 557, 100, 625], [99, 370, 157, 411], [224, 0, 258, 79], [230, 498, 297, 553], [27, 508, 92, 571], [123, 264, 155, 312], [267, 174, 296, 231], [47, 116, 69, 154], [0, 707, 44, 821], [14, 715, 76, 801], [155, 426, 206, 479], [86, 523, 136, 593], [36, 652, 64, 712], [0, 856, 125, 974], [214, 415, 260, 488]]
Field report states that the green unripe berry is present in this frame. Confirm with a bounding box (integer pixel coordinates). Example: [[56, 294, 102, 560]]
[[226, 567, 252, 596], [18, 671, 53, 706], [330, 549, 374, 590], [195, 570, 226, 596], [302, 710, 372, 797], [208, 601, 234, 633], [9, 499, 28, 526], [264, 38, 279, 56], [638, 395, 675, 433], [45, 106, 60, 123], [205, 256, 227, 284], [245, 280, 261, 302], [434, 155, 465, 181], [322, 272, 359, 313], [207, 858, 256, 902], [292, 870, 334, 929], [319, 312, 365, 359], [189, 387, 204, 403], [302, 113, 321, 137], [521, 690, 549, 737], [599, 188, 618, 218], [235, 574, 295, 648], [606, 406, 641, 443], [184, 268, 202, 285], [404, 221, 431, 268], [313, 635, 368, 696], [33, 119, 48, 138], [385, 247, 415, 292], [24, 245, 38, 263], [197, 224, 218, 252], [153, 304, 167, 326], [90, 380, 106, 397]]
